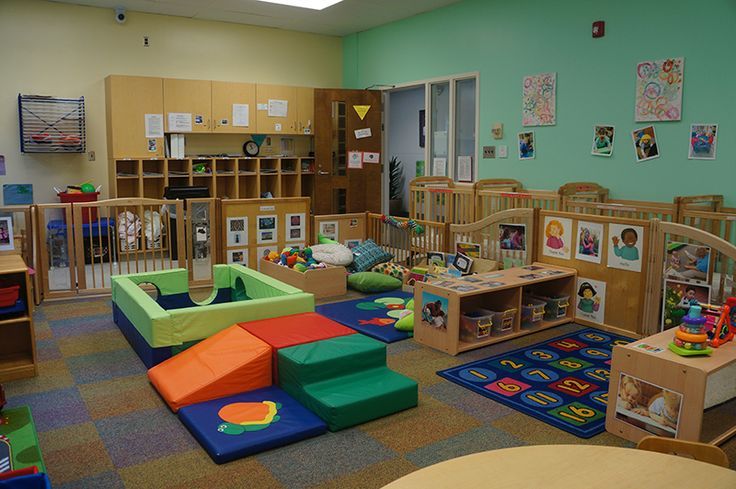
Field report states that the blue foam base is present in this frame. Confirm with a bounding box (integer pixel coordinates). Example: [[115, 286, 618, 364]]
[[112, 303, 175, 368], [178, 386, 327, 464], [0, 473, 52, 489], [315, 292, 413, 343]]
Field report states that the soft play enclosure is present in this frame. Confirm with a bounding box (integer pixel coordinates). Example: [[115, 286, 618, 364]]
[[112, 265, 314, 367]]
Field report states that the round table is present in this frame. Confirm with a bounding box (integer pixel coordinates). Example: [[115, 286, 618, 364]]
[[382, 445, 736, 488]]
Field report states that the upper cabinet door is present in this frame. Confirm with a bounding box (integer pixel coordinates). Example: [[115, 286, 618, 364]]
[[163, 78, 212, 132], [296, 87, 315, 136], [256, 84, 298, 135], [105, 75, 164, 158], [211, 81, 256, 134]]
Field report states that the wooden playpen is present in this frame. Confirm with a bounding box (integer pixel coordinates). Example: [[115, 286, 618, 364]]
[[409, 176, 475, 224]]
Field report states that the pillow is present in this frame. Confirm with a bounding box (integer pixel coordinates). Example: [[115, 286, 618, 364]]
[[318, 233, 338, 244], [349, 239, 393, 272], [371, 262, 410, 282], [347, 272, 401, 293], [395, 311, 414, 331], [310, 243, 353, 266]]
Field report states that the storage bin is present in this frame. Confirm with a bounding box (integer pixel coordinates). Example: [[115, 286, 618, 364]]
[[535, 294, 570, 320], [58, 192, 99, 223], [489, 308, 517, 335], [521, 296, 546, 328], [460, 309, 494, 342], [0, 285, 20, 307]]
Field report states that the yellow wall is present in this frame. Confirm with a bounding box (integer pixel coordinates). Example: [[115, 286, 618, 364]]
[[0, 0, 342, 203]]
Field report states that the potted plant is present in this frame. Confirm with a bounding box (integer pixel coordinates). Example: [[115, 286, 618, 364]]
[[389, 156, 405, 216]]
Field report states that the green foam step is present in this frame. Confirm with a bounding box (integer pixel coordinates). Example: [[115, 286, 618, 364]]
[[278, 334, 387, 386], [281, 366, 418, 431]]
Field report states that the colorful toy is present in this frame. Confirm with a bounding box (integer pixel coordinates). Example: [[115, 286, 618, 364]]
[[265, 247, 324, 273], [669, 304, 713, 356], [708, 297, 736, 348], [380, 214, 425, 235]]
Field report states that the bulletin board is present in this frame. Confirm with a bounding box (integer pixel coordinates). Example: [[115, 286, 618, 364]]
[[312, 212, 367, 247], [536, 210, 651, 336], [221, 198, 311, 270]]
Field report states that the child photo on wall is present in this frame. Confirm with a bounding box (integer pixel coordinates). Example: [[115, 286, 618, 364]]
[[664, 242, 711, 283], [576, 277, 606, 325], [592, 125, 615, 156], [542, 216, 572, 260], [615, 374, 682, 438], [499, 223, 526, 251], [575, 221, 604, 264], [661, 279, 711, 330], [607, 224, 644, 272], [632, 126, 660, 162], [518, 131, 535, 160], [688, 123, 718, 160]]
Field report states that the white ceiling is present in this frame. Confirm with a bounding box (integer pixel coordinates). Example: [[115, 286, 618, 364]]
[[48, 0, 463, 36]]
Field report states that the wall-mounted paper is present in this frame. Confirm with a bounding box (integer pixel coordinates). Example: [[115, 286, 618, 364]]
[[3, 184, 33, 205], [432, 157, 447, 176], [232, 104, 250, 127], [0, 155, 5, 176], [145, 114, 164, 138], [362, 152, 380, 164], [348, 151, 363, 168], [268, 99, 288, 118], [257, 103, 268, 111], [168, 113, 192, 132], [457, 156, 472, 182], [354, 128, 372, 139]]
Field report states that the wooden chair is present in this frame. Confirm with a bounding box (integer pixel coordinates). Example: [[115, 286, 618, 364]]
[[637, 436, 730, 468]]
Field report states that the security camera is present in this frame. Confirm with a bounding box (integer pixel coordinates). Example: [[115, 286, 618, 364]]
[[115, 7, 126, 24]]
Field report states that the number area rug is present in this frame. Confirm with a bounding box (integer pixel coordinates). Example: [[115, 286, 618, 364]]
[[315, 292, 413, 343], [437, 328, 632, 438]]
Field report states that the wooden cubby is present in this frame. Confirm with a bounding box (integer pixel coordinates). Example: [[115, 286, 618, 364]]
[[415, 263, 577, 355], [0, 255, 37, 381], [111, 156, 317, 200]]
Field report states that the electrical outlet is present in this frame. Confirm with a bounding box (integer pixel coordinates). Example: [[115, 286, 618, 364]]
[[483, 146, 496, 159], [498, 145, 508, 158], [88, 151, 96, 161], [143, 36, 150, 47]]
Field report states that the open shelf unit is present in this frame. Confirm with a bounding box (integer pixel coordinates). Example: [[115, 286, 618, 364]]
[[110, 156, 316, 200], [0, 255, 36, 381], [414, 263, 577, 355]]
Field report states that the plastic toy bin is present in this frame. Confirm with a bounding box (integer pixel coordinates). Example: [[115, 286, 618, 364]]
[[521, 296, 546, 328], [489, 308, 517, 335], [535, 294, 570, 320], [460, 309, 493, 342], [58, 192, 99, 223], [0, 285, 20, 307]]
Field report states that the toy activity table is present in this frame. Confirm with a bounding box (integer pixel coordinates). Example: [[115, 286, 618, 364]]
[[415, 263, 577, 355]]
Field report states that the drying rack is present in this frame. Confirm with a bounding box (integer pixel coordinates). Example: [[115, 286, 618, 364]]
[[18, 94, 86, 153]]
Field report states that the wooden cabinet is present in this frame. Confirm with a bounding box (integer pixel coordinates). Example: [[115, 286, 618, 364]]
[[256, 84, 298, 135], [211, 81, 256, 134], [163, 78, 212, 132], [296, 87, 315, 135], [0, 255, 36, 381], [105, 75, 164, 158]]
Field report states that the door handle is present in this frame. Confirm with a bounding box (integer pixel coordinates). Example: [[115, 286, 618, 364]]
[[318, 170, 329, 175]]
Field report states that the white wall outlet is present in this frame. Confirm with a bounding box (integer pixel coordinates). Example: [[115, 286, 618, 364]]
[[88, 151, 96, 161], [498, 145, 508, 158]]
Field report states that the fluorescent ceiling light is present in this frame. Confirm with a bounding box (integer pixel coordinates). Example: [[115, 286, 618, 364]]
[[257, 0, 344, 10]]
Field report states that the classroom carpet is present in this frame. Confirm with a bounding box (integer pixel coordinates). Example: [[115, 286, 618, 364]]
[[315, 292, 414, 343], [437, 328, 633, 438], [4, 297, 736, 488]]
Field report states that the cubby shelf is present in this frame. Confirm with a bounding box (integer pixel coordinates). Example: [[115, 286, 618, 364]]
[[111, 156, 316, 200], [0, 255, 36, 382]]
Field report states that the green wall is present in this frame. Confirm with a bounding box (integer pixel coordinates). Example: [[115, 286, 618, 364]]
[[343, 0, 734, 205]]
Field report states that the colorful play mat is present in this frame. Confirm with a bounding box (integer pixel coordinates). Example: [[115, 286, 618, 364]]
[[437, 328, 633, 438], [315, 292, 413, 343]]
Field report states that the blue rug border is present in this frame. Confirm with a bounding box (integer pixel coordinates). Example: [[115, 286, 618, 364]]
[[436, 327, 635, 438]]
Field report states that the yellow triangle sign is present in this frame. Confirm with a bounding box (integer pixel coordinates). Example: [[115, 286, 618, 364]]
[[353, 105, 371, 120]]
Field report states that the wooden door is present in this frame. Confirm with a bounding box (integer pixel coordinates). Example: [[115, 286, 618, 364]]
[[211, 81, 256, 134], [296, 87, 314, 135], [255, 84, 298, 135], [163, 78, 212, 132], [105, 75, 164, 158], [314, 89, 382, 215]]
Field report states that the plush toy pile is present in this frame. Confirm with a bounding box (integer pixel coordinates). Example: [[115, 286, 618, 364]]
[[262, 247, 327, 273]]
